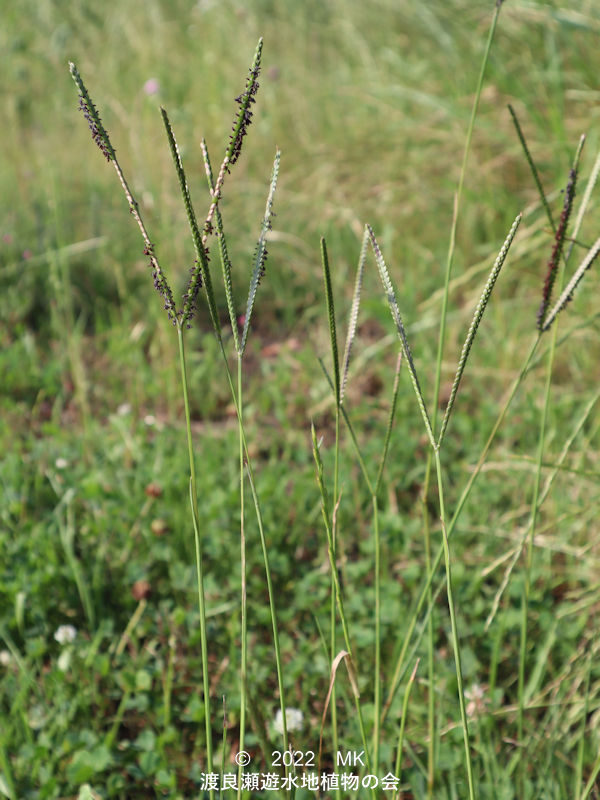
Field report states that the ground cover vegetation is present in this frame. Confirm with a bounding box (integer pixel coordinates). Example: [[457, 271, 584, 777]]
[[1, 0, 600, 798]]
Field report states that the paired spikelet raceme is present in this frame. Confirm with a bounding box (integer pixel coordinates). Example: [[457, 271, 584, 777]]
[[540, 236, 600, 333], [367, 224, 435, 449], [228, 38, 263, 168], [533, 134, 600, 334], [71, 39, 267, 331], [438, 213, 522, 446], [70, 62, 181, 324], [536, 167, 577, 331]]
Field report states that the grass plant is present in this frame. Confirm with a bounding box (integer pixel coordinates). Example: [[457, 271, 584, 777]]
[[2, 2, 600, 798]]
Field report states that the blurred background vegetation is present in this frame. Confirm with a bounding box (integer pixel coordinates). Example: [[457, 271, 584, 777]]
[[1, 0, 600, 797]]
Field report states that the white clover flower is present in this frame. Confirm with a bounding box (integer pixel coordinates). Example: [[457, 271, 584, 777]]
[[58, 649, 72, 672], [465, 683, 489, 720], [0, 650, 12, 667], [54, 624, 77, 645], [274, 707, 303, 735], [55, 458, 69, 470]]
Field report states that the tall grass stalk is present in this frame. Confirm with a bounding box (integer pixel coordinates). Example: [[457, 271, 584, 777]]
[[369, 205, 521, 797], [381, 333, 540, 722], [199, 134, 290, 789], [394, 659, 419, 799], [70, 42, 291, 796], [422, 3, 504, 791], [320, 230, 404, 779], [311, 425, 375, 797], [320, 238, 341, 784], [70, 60, 217, 789], [177, 326, 214, 784], [517, 134, 586, 789]]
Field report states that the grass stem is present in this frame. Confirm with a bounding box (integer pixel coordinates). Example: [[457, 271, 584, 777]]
[[177, 324, 214, 794]]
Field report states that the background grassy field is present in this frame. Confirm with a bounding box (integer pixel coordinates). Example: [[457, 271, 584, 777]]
[[2, 0, 600, 798]]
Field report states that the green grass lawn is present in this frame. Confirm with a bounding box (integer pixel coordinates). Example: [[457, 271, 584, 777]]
[[2, 1, 600, 798]]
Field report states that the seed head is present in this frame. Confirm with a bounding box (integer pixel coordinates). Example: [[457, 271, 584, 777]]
[[537, 167, 577, 331]]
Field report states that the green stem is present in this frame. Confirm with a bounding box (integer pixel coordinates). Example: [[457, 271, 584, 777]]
[[433, 448, 475, 800], [237, 354, 247, 800], [217, 343, 290, 776], [421, 452, 436, 798], [331, 404, 340, 800], [381, 336, 541, 724], [177, 325, 213, 795], [372, 493, 381, 774]]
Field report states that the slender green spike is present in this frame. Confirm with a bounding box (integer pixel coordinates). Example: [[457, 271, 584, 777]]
[[340, 226, 369, 404], [227, 38, 263, 166], [201, 139, 239, 352], [541, 234, 600, 332], [572, 147, 600, 239], [70, 62, 176, 323], [69, 62, 116, 163], [438, 212, 522, 446], [539, 136, 597, 333], [320, 238, 341, 406], [536, 148, 582, 330], [508, 105, 556, 233], [160, 108, 222, 334], [240, 150, 280, 355], [367, 225, 435, 449]]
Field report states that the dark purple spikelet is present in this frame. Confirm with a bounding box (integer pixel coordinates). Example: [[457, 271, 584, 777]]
[[181, 254, 207, 327], [253, 243, 268, 286], [146, 243, 177, 324], [77, 96, 112, 162], [537, 167, 577, 331]]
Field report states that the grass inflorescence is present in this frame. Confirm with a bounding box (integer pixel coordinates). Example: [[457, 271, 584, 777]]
[[2, 3, 600, 798]]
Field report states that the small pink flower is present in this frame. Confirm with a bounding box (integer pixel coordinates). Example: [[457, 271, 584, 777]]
[[2, 234, 12, 244], [143, 78, 160, 96], [22, 249, 32, 260]]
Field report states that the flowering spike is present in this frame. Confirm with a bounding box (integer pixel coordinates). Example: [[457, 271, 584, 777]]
[[227, 38, 263, 167], [537, 167, 578, 330], [70, 62, 115, 162]]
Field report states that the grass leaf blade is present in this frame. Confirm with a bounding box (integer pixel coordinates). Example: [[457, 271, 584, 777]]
[[320, 237, 341, 406], [508, 104, 555, 232]]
